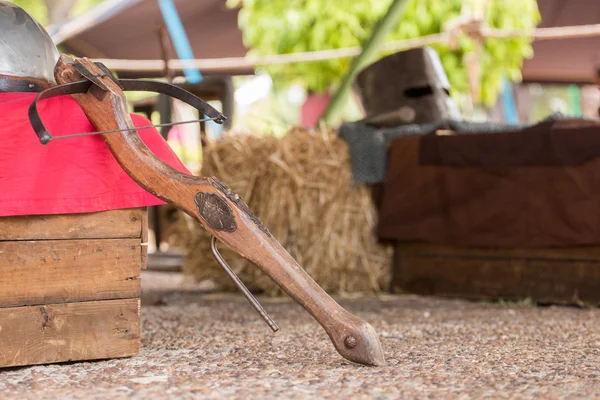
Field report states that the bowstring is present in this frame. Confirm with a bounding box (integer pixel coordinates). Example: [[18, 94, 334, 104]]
[[47, 116, 221, 141]]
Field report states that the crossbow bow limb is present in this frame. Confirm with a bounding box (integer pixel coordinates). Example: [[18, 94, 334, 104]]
[[28, 55, 385, 367]]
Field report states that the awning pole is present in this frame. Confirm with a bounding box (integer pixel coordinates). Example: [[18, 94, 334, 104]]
[[158, 0, 202, 84], [158, 0, 223, 137]]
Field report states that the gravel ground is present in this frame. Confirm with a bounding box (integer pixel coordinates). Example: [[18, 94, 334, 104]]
[[1, 271, 599, 399]]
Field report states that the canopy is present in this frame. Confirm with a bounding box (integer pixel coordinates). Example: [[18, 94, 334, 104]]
[[47, 0, 252, 78], [522, 0, 600, 84]]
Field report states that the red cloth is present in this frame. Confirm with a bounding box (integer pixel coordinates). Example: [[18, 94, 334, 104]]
[[0, 92, 190, 217]]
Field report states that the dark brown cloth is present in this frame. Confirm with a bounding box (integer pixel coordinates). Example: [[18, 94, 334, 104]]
[[377, 123, 600, 248], [420, 120, 600, 167]]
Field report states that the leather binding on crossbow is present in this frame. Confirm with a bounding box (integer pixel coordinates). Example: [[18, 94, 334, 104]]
[[28, 55, 385, 367]]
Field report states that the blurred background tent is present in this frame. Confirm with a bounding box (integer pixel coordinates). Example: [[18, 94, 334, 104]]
[[47, 0, 252, 78], [522, 0, 600, 84], [47, 0, 254, 134], [513, 0, 600, 123]]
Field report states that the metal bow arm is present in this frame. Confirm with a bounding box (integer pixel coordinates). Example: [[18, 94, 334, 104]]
[[28, 65, 226, 145], [30, 55, 385, 367]]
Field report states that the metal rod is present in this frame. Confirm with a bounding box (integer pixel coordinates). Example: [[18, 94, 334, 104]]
[[210, 236, 279, 332], [48, 117, 222, 141], [321, 0, 410, 123]]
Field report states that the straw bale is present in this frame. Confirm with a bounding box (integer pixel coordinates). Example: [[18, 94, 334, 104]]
[[168, 127, 392, 295]]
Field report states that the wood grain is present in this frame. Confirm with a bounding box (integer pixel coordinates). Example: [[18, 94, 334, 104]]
[[0, 239, 142, 307], [0, 299, 140, 368], [141, 207, 148, 269], [396, 242, 600, 261], [0, 208, 145, 241], [393, 242, 600, 304]]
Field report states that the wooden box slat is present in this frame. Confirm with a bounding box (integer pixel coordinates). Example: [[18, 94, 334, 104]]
[[141, 208, 148, 268], [0, 238, 141, 308], [0, 207, 146, 368], [0, 299, 140, 368], [393, 242, 600, 304], [0, 209, 145, 241], [397, 242, 600, 261]]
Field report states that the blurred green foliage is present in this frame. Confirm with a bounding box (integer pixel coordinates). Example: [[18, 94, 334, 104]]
[[8, 0, 104, 26], [8, 0, 48, 24], [228, 0, 540, 106], [68, 0, 104, 18]]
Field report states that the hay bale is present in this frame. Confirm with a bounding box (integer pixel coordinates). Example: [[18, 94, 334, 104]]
[[169, 127, 392, 295]]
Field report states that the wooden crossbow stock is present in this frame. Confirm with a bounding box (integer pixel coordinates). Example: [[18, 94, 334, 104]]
[[27, 56, 385, 367]]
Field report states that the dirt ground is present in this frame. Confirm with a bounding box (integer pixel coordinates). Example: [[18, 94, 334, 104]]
[[1, 271, 599, 399]]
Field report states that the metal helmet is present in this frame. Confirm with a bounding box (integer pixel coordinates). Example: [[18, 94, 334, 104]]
[[0, 1, 59, 84], [355, 46, 461, 127]]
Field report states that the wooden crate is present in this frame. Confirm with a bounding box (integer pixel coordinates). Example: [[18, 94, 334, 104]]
[[392, 242, 600, 305], [0, 208, 147, 368]]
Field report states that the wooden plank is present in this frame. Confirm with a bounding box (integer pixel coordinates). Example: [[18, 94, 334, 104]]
[[393, 242, 600, 304], [397, 242, 600, 261], [0, 299, 140, 368], [141, 207, 148, 269], [0, 208, 144, 241], [0, 239, 141, 307]]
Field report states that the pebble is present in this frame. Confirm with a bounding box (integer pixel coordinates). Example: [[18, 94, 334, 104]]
[[0, 288, 599, 399]]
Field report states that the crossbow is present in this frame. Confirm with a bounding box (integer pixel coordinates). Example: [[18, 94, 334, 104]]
[[27, 56, 385, 367]]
